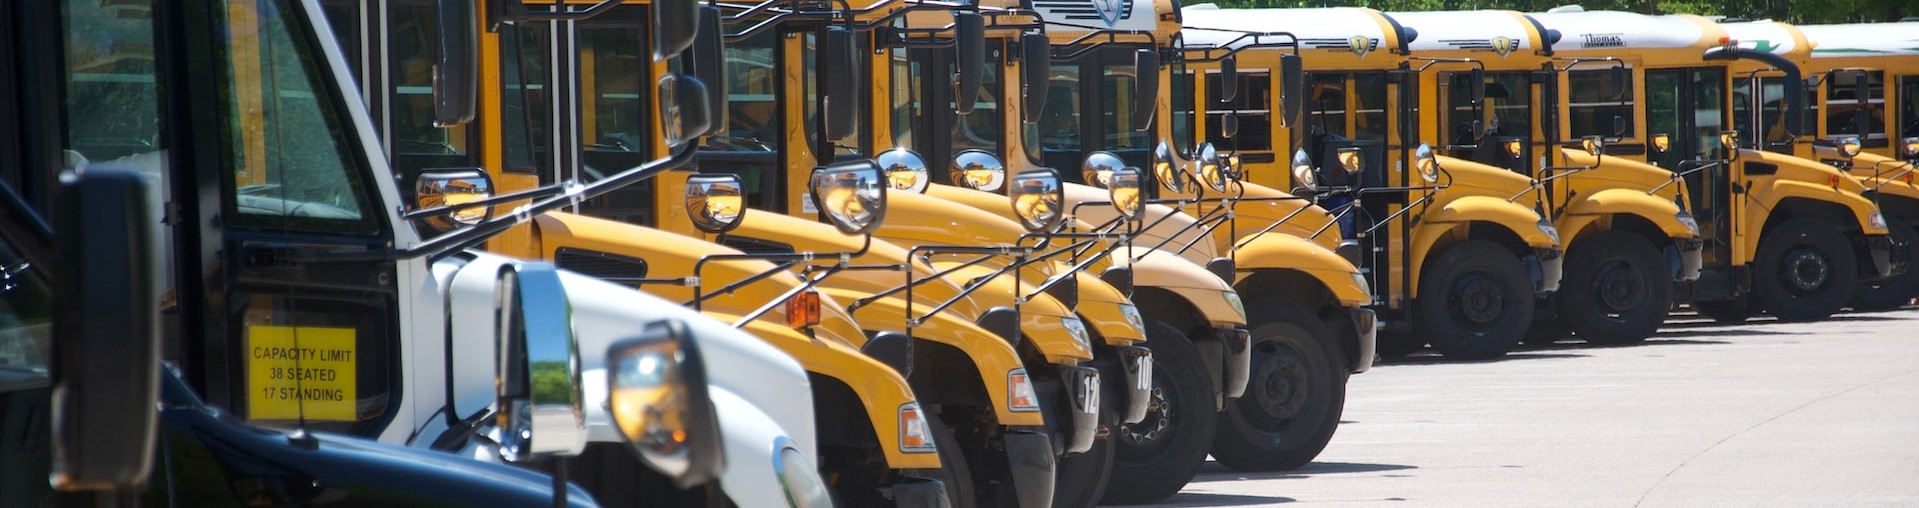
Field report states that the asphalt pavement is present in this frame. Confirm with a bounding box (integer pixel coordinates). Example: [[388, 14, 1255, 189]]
[[1153, 308, 1919, 507]]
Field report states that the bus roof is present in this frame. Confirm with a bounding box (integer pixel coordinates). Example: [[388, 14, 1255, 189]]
[[1529, 10, 1719, 52], [1385, 11, 1537, 57], [1798, 22, 1919, 58], [1180, 6, 1396, 57], [1716, 20, 1806, 58], [1033, 0, 1162, 35]]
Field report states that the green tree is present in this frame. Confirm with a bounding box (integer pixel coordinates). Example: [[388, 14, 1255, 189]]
[[1198, 0, 1911, 23]]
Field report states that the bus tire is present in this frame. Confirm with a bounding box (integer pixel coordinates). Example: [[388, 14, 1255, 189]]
[[1418, 240, 1533, 360], [1754, 218, 1856, 322], [1560, 231, 1671, 344], [1850, 221, 1918, 311], [1101, 320, 1215, 505], [1211, 299, 1346, 472]]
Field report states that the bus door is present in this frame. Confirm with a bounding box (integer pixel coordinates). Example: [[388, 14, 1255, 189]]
[[1041, 45, 1156, 174], [1647, 67, 1738, 285], [903, 41, 1008, 183], [1440, 71, 1534, 176]]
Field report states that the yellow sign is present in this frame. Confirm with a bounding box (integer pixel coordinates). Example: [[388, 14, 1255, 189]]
[[247, 325, 358, 421]]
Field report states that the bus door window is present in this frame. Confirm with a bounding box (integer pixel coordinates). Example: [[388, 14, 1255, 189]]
[[1826, 70, 1886, 148], [576, 7, 657, 225], [1205, 69, 1272, 152]]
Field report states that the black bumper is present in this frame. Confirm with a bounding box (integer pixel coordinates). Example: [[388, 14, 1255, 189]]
[[1054, 365, 1101, 456], [890, 476, 950, 508], [1002, 430, 1057, 508], [1113, 345, 1153, 424], [1863, 233, 1898, 281], [1218, 327, 1251, 400], [1350, 308, 1376, 374]]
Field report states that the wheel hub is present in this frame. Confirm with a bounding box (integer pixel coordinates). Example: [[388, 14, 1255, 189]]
[[1452, 274, 1505, 324], [1120, 386, 1172, 444], [1782, 247, 1830, 293], [1250, 348, 1308, 423], [1596, 260, 1647, 312]]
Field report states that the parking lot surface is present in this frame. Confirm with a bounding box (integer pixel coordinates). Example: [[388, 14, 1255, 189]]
[[1155, 309, 1919, 507]]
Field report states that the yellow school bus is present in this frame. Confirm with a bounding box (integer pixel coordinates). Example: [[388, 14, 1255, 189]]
[[1383, 10, 1703, 344], [1531, 10, 1891, 324], [325, 1, 967, 504], [1182, 6, 1564, 362], [1734, 20, 1919, 310]]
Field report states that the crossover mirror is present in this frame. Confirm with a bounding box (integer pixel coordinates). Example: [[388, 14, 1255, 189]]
[[1719, 130, 1741, 160], [1196, 142, 1231, 192], [607, 320, 724, 489], [1580, 135, 1605, 157], [1109, 167, 1145, 220], [1290, 148, 1317, 191], [812, 160, 889, 235], [686, 173, 747, 233], [878, 148, 932, 193], [1010, 168, 1066, 232], [415, 168, 494, 232], [1153, 142, 1187, 193], [951, 149, 1007, 192], [1081, 151, 1126, 188], [1904, 136, 1919, 160], [1415, 143, 1440, 183], [1650, 133, 1671, 154], [495, 262, 588, 463]]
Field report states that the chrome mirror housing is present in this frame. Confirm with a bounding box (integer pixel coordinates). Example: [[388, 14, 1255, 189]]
[[1152, 141, 1186, 193], [415, 168, 493, 232], [1109, 167, 1144, 220], [606, 320, 725, 489], [811, 160, 888, 235], [950, 149, 1007, 192], [877, 148, 931, 193], [685, 173, 746, 233], [1081, 151, 1127, 188], [1290, 148, 1317, 191], [1414, 143, 1440, 183], [1010, 168, 1066, 232], [495, 262, 587, 463]]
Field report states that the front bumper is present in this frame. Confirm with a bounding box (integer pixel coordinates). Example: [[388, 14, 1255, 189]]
[[1218, 327, 1252, 400], [1113, 345, 1153, 424], [1002, 430, 1057, 508], [1671, 237, 1704, 282], [1055, 365, 1102, 456], [1530, 247, 1565, 297], [1863, 233, 1898, 281], [1349, 308, 1377, 374], [889, 476, 950, 508]]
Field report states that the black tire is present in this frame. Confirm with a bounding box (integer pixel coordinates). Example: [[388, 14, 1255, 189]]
[[1559, 231, 1673, 344], [1417, 240, 1534, 360], [927, 416, 977, 508], [1050, 378, 1118, 508], [1851, 220, 1919, 311], [1374, 330, 1425, 358], [1210, 299, 1347, 472], [1690, 296, 1756, 324], [1101, 320, 1216, 505], [1753, 218, 1857, 322]]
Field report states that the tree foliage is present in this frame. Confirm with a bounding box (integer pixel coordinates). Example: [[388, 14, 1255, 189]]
[[1196, 0, 1911, 24]]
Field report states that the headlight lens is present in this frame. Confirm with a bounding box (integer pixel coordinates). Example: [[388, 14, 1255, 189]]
[[1061, 317, 1091, 352], [898, 403, 935, 453], [1223, 292, 1246, 320], [1869, 210, 1888, 230], [1676, 210, 1699, 234], [1008, 369, 1040, 412], [1352, 272, 1373, 300], [1118, 304, 1146, 335], [775, 445, 834, 508], [1537, 220, 1561, 244]]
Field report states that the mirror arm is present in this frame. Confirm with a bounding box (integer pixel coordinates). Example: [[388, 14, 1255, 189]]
[[727, 264, 846, 328], [401, 184, 565, 220]]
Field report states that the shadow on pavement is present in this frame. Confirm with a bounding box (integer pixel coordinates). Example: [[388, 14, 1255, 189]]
[[1133, 492, 1298, 507], [1189, 461, 1417, 482], [1375, 352, 1588, 366]]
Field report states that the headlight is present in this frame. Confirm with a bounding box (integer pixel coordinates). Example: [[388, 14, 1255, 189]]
[[1414, 143, 1439, 183], [1537, 220, 1561, 244], [1010, 169, 1065, 232], [1840, 136, 1863, 158], [877, 147, 930, 193], [1118, 304, 1146, 334], [810, 161, 887, 235], [1676, 210, 1699, 234], [1223, 292, 1245, 319], [1061, 317, 1091, 352], [1290, 148, 1317, 191], [898, 403, 935, 453], [774, 443, 834, 508], [1870, 210, 1888, 230], [1351, 271, 1372, 300], [951, 149, 1006, 192], [686, 173, 747, 233], [1008, 369, 1040, 412]]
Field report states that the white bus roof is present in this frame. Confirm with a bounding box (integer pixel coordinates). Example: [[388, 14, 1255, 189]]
[[1033, 0, 1159, 33], [1386, 11, 1534, 54], [1799, 22, 1919, 58], [1180, 6, 1390, 53], [1717, 20, 1799, 55], [1529, 10, 1710, 50]]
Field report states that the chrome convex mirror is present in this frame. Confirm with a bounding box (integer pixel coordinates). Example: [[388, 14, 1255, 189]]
[[1010, 168, 1066, 232], [607, 320, 724, 489], [812, 160, 888, 235], [1837, 135, 1863, 159], [1290, 148, 1317, 191], [1580, 135, 1606, 157], [495, 261, 587, 463], [877, 148, 931, 193], [1109, 167, 1145, 220], [1415, 143, 1440, 183], [951, 149, 1007, 192], [1904, 137, 1919, 160], [416, 168, 493, 232], [1152, 141, 1187, 193], [1719, 130, 1741, 161], [1651, 133, 1672, 154], [1081, 151, 1126, 188], [1195, 142, 1231, 192], [685, 173, 746, 233]]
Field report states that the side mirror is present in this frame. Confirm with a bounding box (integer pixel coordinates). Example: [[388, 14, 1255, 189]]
[[652, 0, 699, 60], [1610, 65, 1628, 101], [951, 149, 1007, 192], [1414, 143, 1440, 183], [812, 160, 889, 235], [1650, 133, 1671, 154], [1719, 130, 1741, 160], [955, 13, 987, 116], [686, 173, 747, 233], [1612, 115, 1628, 137], [1152, 142, 1186, 193], [1854, 72, 1872, 139], [660, 73, 715, 149], [690, 6, 728, 138], [1081, 151, 1125, 188], [1131, 49, 1160, 132], [1290, 148, 1317, 191], [433, 0, 479, 127], [1221, 111, 1240, 139], [1009, 168, 1066, 232], [824, 28, 860, 141], [1580, 135, 1606, 156], [51, 167, 159, 491], [415, 168, 494, 232], [1218, 56, 1239, 102], [877, 148, 932, 193], [606, 320, 725, 489], [1469, 67, 1486, 104], [495, 262, 588, 463], [1021, 32, 1051, 124], [1278, 54, 1304, 129], [1109, 167, 1145, 220], [1196, 142, 1230, 192], [1335, 146, 1364, 176]]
